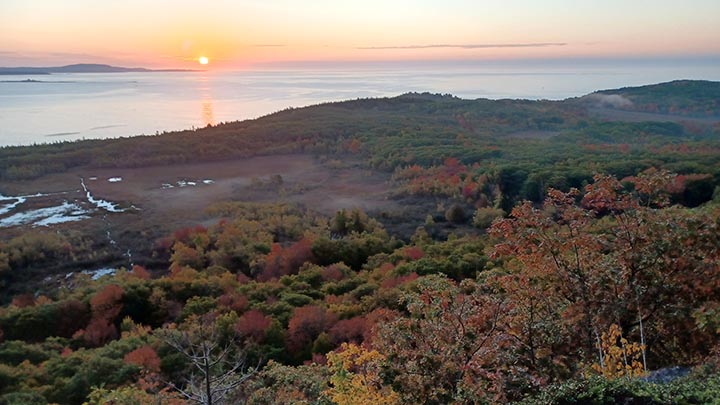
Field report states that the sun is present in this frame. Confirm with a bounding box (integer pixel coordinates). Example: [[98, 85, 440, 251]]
[[198, 56, 209, 65]]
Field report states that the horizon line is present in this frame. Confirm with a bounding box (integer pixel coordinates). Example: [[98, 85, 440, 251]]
[[2, 54, 720, 70]]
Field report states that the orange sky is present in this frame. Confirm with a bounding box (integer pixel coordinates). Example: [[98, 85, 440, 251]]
[[1, 0, 719, 68]]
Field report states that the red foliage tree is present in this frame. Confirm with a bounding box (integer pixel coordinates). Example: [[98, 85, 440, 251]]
[[329, 316, 366, 345], [235, 309, 273, 342], [124, 345, 161, 373], [402, 246, 424, 261], [131, 265, 151, 280], [217, 292, 249, 314], [84, 319, 117, 347], [173, 225, 208, 244], [84, 284, 124, 346], [10, 294, 36, 308], [259, 237, 314, 281], [347, 138, 362, 154], [287, 305, 337, 353], [90, 284, 124, 320], [321, 264, 345, 282]]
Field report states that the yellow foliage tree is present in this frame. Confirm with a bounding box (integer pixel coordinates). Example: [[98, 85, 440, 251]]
[[592, 324, 645, 379], [84, 384, 186, 405], [325, 343, 400, 405]]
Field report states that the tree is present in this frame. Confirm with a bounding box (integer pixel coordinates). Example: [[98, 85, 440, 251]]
[[489, 170, 720, 372], [241, 360, 332, 404], [84, 284, 125, 346], [0, 251, 10, 276], [124, 345, 161, 373], [490, 186, 604, 373], [159, 315, 257, 405], [472, 207, 504, 229], [287, 305, 337, 360], [328, 316, 366, 345], [259, 237, 314, 281], [444, 204, 466, 224], [374, 275, 514, 404], [326, 343, 400, 405], [592, 324, 645, 379], [235, 310, 272, 343]]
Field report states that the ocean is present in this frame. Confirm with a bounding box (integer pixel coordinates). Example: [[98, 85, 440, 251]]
[[1, 59, 719, 147]]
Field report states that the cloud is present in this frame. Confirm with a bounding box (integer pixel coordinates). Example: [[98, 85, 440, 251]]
[[48, 51, 102, 59], [357, 43, 567, 50]]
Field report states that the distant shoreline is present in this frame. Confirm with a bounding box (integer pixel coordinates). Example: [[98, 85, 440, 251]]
[[0, 79, 76, 83], [0, 63, 199, 75]]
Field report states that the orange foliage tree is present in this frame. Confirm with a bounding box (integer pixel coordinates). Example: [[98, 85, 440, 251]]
[[489, 170, 720, 374], [374, 275, 516, 404]]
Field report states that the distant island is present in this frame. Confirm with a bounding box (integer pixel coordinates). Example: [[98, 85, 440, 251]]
[[0, 63, 198, 75]]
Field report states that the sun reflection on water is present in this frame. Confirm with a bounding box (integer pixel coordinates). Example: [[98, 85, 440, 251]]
[[198, 75, 215, 127], [201, 99, 215, 127]]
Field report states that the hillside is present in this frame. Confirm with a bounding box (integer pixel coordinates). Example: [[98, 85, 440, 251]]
[[1, 80, 719, 273], [584, 79, 720, 117], [0, 80, 719, 404], [2, 80, 719, 178], [2, 82, 719, 211]]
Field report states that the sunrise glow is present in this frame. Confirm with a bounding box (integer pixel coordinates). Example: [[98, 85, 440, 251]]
[[0, 0, 719, 68], [198, 56, 209, 65]]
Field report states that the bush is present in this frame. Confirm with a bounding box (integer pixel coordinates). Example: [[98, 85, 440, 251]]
[[444, 204, 466, 224], [472, 207, 505, 229], [0, 392, 48, 405], [517, 372, 720, 405]]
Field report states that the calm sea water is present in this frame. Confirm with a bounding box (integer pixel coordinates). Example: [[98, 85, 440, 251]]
[[1, 60, 719, 147]]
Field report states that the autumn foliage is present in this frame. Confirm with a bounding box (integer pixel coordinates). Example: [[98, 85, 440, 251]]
[[490, 170, 720, 375], [236, 309, 273, 342], [287, 305, 337, 355], [82, 284, 125, 346], [592, 324, 645, 379], [0, 168, 719, 403], [259, 237, 315, 281], [124, 345, 161, 373], [375, 275, 515, 403], [326, 343, 400, 405]]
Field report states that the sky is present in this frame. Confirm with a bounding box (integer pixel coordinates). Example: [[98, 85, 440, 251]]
[[1, 0, 719, 68]]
